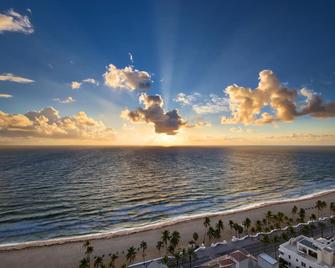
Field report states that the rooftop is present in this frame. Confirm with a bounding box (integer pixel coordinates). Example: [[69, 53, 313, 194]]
[[258, 253, 278, 265]]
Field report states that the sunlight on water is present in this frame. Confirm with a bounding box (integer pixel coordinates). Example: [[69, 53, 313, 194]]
[[0, 146, 334, 244]]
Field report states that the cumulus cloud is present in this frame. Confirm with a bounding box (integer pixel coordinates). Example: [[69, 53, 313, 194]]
[[221, 70, 335, 125], [0, 73, 34, 83], [0, 93, 12, 98], [0, 107, 114, 139], [103, 64, 152, 91], [71, 78, 99, 89], [121, 93, 186, 135], [53, 96, 75, 104], [0, 9, 34, 34]]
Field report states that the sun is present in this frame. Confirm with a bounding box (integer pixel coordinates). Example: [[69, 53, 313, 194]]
[[153, 133, 182, 146]]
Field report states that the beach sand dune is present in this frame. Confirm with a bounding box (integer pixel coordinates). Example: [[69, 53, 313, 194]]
[[0, 190, 334, 268]]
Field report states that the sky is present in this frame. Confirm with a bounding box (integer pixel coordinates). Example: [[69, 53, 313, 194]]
[[0, 0, 335, 146]]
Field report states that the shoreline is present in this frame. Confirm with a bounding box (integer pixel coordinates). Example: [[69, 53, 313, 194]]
[[1, 188, 335, 251]]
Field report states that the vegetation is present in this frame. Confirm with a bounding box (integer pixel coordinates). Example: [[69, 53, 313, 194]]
[[79, 199, 334, 268]]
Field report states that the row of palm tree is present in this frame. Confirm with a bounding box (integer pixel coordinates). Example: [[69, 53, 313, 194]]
[[202, 217, 224, 245], [79, 199, 334, 268], [79, 240, 148, 268]]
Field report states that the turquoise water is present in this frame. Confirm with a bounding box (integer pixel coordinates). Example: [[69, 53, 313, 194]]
[[0, 146, 334, 244]]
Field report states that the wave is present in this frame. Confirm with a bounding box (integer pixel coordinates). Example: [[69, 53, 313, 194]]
[[1, 187, 334, 251]]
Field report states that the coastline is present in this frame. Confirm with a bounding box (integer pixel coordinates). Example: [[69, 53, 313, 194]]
[[0, 188, 334, 268]]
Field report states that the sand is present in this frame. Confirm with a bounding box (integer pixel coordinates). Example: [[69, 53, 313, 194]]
[[0, 189, 334, 268]]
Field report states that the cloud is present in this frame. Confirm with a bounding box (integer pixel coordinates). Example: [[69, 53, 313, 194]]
[[53, 96, 75, 104], [0, 107, 114, 139], [300, 88, 335, 118], [128, 52, 134, 64], [265, 132, 335, 142], [221, 70, 335, 125], [174, 92, 200, 105], [121, 93, 186, 135], [103, 64, 152, 91], [0, 94, 13, 98], [174, 92, 229, 114], [71, 78, 99, 89], [0, 73, 34, 83], [193, 94, 229, 114], [0, 9, 34, 34]]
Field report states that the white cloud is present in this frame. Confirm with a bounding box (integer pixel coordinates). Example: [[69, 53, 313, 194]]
[[0, 73, 34, 83], [193, 94, 229, 114], [103, 64, 152, 91], [174, 92, 229, 114], [71, 78, 99, 89], [0, 9, 34, 34], [0, 107, 114, 139], [0, 93, 12, 98], [53, 96, 75, 104], [174, 92, 200, 105], [128, 52, 134, 64], [221, 70, 335, 125], [121, 93, 186, 135]]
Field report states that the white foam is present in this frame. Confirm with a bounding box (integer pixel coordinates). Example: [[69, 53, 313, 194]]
[[1, 188, 334, 250]]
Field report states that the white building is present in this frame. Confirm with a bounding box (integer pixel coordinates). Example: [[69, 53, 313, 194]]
[[279, 235, 335, 268]]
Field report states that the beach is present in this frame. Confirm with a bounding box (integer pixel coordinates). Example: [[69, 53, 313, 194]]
[[0, 189, 334, 268]]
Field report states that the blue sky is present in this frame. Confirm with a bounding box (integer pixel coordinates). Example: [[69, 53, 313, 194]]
[[0, 0, 335, 145]]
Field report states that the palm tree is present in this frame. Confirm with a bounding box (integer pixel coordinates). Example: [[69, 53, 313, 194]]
[[83, 241, 94, 266], [266, 211, 273, 227], [173, 251, 182, 268], [292, 206, 298, 222], [140, 241, 147, 267], [94, 256, 105, 268], [161, 230, 170, 255], [203, 217, 211, 244], [232, 223, 239, 237], [192, 232, 199, 246], [288, 226, 296, 237], [170, 231, 181, 249], [216, 219, 224, 233], [229, 220, 234, 232], [108, 253, 118, 268], [272, 236, 280, 259], [187, 245, 196, 268], [330, 202, 335, 215], [156, 241, 163, 256], [281, 232, 288, 241], [310, 214, 317, 221], [126, 246, 137, 265], [330, 218, 335, 236], [318, 222, 326, 238], [79, 258, 90, 268], [316, 200, 323, 218], [260, 234, 270, 252], [298, 208, 306, 222], [322, 201, 327, 216], [301, 225, 310, 236], [243, 218, 251, 235], [207, 226, 216, 244]]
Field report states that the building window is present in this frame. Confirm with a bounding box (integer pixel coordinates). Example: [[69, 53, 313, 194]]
[[289, 255, 291, 259], [301, 262, 306, 267], [296, 259, 298, 262]]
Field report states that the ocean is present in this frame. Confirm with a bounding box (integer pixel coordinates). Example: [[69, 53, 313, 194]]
[[0, 146, 334, 244]]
